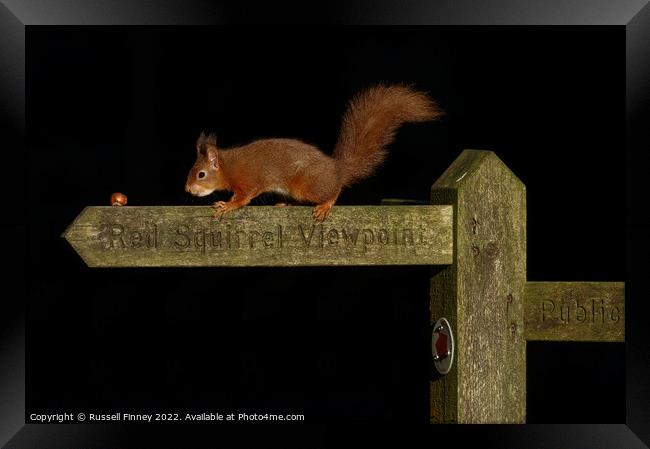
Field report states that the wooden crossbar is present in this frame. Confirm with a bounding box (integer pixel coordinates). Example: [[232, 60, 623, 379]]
[[63, 205, 453, 267], [524, 282, 624, 342]]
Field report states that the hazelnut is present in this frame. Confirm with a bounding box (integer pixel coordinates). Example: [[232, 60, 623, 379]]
[[111, 192, 127, 206]]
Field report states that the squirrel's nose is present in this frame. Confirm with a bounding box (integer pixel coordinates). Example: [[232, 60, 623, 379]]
[[185, 183, 191, 193]]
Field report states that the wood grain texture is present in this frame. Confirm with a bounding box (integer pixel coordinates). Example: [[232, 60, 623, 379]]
[[62, 205, 453, 267], [524, 282, 624, 342], [430, 150, 527, 423]]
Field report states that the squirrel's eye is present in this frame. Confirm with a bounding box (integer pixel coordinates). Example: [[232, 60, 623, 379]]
[[198, 171, 206, 179]]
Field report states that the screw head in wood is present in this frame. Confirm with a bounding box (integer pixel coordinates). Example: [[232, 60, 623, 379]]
[[111, 192, 127, 206]]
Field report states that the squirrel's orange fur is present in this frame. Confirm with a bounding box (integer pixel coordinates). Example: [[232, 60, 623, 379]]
[[185, 84, 444, 220]]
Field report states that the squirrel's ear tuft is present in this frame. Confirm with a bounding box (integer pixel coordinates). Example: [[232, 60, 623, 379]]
[[196, 131, 217, 156], [205, 133, 217, 147], [196, 131, 207, 154]]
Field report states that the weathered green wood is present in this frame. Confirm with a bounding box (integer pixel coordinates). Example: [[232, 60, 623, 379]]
[[430, 150, 527, 424], [524, 282, 624, 342], [63, 205, 453, 267]]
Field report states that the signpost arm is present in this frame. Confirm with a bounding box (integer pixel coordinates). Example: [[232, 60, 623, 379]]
[[524, 281, 624, 342]]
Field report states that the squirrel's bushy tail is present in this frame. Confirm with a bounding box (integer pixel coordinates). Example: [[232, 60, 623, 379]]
[[333, 84, 444, 187]]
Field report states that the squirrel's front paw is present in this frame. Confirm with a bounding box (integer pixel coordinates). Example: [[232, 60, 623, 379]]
[[212, 201, 235, 220]]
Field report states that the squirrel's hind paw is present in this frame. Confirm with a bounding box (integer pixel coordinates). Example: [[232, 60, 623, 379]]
[[312, 203, 334, 221]]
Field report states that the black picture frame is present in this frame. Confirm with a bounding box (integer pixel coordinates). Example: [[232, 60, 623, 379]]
[[1, 1, 648, 447]]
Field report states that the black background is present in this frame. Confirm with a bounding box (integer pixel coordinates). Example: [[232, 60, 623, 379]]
[[27, 26, 624, 422]]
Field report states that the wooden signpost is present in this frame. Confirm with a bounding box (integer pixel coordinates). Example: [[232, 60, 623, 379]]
[[62, 149, 625, 424]]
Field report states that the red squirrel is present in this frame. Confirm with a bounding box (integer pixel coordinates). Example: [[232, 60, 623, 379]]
[[185, 84, 444, 220]]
